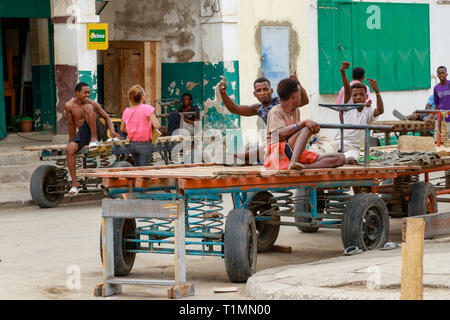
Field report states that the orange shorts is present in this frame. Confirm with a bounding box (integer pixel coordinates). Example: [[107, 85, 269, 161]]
[[298, 149, 319, 164], [286, 142, 319, 164]]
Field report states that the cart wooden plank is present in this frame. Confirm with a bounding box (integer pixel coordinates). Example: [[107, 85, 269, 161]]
[[78, 164, 420, 180]]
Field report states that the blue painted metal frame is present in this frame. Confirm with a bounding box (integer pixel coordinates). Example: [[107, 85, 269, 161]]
[[112, 178, 380, 258]]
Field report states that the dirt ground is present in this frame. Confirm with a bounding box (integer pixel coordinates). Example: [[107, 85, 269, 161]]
[[0, 195, 405, 300]]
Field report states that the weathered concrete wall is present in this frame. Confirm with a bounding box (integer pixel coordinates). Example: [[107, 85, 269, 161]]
[[100, 0, 202, 63], [52, 0, 98, 134], [98, 0, 241, 132]]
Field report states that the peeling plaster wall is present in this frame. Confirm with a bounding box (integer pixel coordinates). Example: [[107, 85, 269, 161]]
[[98, 0, 241, 132], [100, 0, 202, 63], [238, 0, 310, 138]]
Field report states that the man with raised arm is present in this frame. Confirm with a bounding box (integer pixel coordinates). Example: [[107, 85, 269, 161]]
[[335, 62, 384, 164]]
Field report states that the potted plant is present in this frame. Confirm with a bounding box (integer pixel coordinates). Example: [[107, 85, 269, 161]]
[[20, 116, 33, 132]]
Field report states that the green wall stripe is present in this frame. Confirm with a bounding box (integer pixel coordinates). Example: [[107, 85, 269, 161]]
[[0, 0, 51, 18], [32, 65, 55, 131]]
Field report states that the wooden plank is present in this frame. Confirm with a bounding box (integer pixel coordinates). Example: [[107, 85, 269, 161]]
[[101, 199, 181, 219], [213, 287, 238, 293], [271, 245, 292, 253], [401, 218, 425, 300], [403, 212, 450, 240]]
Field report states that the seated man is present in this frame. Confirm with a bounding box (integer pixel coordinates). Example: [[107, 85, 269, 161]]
[[219, 72, 308, 164], [264, 78, 345, 170], [334, 62, 384, 164], [393, 94, 435, 121], [65, 82, 119, 196], [167, 93, 200, 136]]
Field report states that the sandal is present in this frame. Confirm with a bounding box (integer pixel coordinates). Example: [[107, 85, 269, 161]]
[[88, 141, 99, 151], [68, 186, 79, 197]]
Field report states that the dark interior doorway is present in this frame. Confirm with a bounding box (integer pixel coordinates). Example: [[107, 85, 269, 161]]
[[2, 18, 34, 132]]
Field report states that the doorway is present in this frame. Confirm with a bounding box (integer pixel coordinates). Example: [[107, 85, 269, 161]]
[[1, 18, 33, 132]]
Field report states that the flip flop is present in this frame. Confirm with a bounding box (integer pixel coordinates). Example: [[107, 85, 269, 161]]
[[89, 141, 99, 151], [393, 109, 406, 121], [378, 242, 401, 251], [68, 186, 79, 197], [343, 246, 363, 256], [107, 137, 120, 142]]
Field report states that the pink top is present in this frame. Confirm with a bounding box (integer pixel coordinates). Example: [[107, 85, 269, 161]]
[[335, 80, 372, 104], [122, 104, 155, 142]]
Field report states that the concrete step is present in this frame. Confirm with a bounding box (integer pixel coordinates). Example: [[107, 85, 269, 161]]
[[0, 181, 107, 209], [0, 132, 69, 166], [0, 162, 54, 184], [0, 151, 41, 167]]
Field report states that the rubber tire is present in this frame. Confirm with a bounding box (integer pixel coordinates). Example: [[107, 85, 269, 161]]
[[248, 191, 280, 253], [408, 182, 438, 217], [224, 209, 257, 283], [108, 161, 133, 199], [110, 160, 133, 168], [30, 165, 64, 208], [294, 188, 323, 233], [100, 218, 137, 276], [341, 193, 389, 251]]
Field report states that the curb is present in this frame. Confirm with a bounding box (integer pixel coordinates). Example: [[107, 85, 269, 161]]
[[0, 193, 108, 210]]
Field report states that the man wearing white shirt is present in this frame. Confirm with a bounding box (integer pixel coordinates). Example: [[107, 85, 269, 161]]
[[334, 62, 384, 164]]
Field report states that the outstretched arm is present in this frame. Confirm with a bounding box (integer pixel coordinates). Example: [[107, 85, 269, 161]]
[[368, 79, 384, 117], [87, 99, 120, 138], [340, 62, 352, 103], [218, 76, 259, 116]]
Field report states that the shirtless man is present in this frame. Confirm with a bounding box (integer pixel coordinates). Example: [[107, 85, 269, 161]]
[[65, 82, 119, 196]]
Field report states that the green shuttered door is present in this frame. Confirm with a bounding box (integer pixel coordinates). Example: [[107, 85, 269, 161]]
[[318, 0, 430, 94]]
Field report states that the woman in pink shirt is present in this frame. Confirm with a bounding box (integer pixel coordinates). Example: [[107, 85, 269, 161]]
[[120, 85, 160, 166]]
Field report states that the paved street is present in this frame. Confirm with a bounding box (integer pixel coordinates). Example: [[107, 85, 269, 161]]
[[0, 195, 386, 300]]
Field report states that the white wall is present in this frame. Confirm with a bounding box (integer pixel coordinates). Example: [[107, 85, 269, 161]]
[[237, 0, 310, 143], [306, 0, 450, 137]]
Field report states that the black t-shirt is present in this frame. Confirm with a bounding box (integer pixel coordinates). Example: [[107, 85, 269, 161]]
[[178, 105, 200, 121]]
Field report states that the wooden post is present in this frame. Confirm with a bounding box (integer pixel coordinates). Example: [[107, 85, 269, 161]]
[[400, 217, 425, 300]]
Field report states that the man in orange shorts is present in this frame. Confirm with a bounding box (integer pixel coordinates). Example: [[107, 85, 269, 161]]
[[264, 78, 345, 170]]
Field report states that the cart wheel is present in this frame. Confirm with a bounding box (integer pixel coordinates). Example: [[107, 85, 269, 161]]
[[30, 165, 64, 208], [100, 218, 137, 276], [108, 161, 133, 199], [341, 193, 389, 251], [248, 191, 280, 252], [294, 188, 324, 233], [224, 209, 257, 283], [408, 182, 437, 217]]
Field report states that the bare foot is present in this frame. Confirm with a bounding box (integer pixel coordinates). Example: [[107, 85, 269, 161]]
[[288, 162, 304, 170], [345, 157, 358, 165]]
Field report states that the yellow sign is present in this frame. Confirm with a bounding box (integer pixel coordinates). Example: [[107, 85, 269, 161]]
[[87, 23, 108, 50]]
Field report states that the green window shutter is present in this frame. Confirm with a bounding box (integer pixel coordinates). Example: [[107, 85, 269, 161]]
[[318, 0, 353, 94], [318, 1, 430, 93]]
